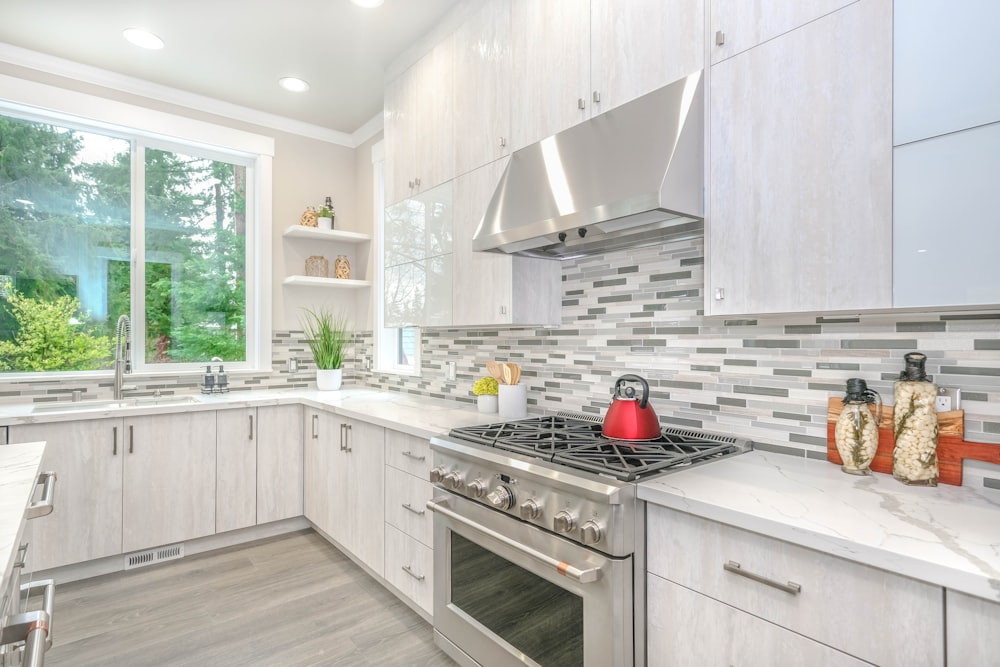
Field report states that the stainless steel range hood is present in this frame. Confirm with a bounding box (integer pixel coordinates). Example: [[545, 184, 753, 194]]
[[473, 70, 704, 260]]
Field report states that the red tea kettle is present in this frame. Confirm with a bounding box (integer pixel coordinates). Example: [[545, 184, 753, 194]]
[[601, 374, 662, 440]]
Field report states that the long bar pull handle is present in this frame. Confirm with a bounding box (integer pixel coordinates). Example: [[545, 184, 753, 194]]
[[401, 450, 426, 462], [723, 560, 801, 595], [13, 542, 28, 569], [426, 497, 602, 584], [339, 423, 347, 451], [401, 565, 425, 581], [346, 424, 353, 452], [249, 415, 254, 441], [312, 414, 319, 439], [401, 502, 425, 516], [26, 472, 57, 519], [113, 426, 118, 456], [0, 578, 56, 667], [129, 424, 134, 454]]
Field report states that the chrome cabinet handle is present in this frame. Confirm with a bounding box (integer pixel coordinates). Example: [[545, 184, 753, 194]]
[[426, 497, 602, 584], [592, 90, 601, 104], [14, 542, 28, 568], [577, 97, 586, 110], [26, 472, 57, 519], [1, 579, 56, 666], [716, 30, 725, 46], [401, 450, 426, 462], [312, 414, 319, 439], [129, 424, 134, 454], [401, 565, 425, 582], [401, 502, 425, 516], [723, 560, 801, 595], [340, 423, 347, 451], [113, 425, 118, 456], [347, 424, 353, 452], [248, 415, 254, 441]]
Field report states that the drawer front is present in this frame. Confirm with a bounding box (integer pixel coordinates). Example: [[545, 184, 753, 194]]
[[384, 466, 433, 546], [384, 524, 433, 614], [648, 573, 867, 667], [647, 505, 944, 666], [385, 430, 431, 478]]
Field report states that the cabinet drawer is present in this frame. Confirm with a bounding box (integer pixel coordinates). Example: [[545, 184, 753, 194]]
[[385, 430, 431, 478], [648, 573, 866, 666], [647, 505, 944, 666], [384, 466, 433, 547], [384, 524, 433, 615]]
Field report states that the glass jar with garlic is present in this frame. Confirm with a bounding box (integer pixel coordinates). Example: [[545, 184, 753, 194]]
[[835, 378, 882, 475], [892, 352, 939, 486]]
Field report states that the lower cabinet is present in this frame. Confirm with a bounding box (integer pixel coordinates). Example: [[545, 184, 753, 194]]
[[216, 407, 257, 533], [255, 404, 304, 524], [646, 505, 945, 666], [946, 589, 1000, 666], [383, 429, 435, 614]]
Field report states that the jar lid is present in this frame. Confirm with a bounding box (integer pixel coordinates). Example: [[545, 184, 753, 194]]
[[900, 351, 932, 382]]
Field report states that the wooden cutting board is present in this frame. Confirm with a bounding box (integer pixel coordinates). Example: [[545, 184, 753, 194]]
[[826, 397, 1000, 485]]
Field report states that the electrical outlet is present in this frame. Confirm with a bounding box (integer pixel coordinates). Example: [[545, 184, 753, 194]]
[[445, 361, 457, 381], [935, 386, 961, 412]]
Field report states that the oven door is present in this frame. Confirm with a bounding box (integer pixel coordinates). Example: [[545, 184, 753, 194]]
[[428, 493, 632, 667]]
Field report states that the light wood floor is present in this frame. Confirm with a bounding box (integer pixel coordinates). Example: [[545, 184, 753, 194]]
[[45, 530, 457, 666]]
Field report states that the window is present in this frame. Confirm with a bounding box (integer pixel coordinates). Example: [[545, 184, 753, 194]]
[[0, 91, 269, 376], [372, 141, 420, 375]]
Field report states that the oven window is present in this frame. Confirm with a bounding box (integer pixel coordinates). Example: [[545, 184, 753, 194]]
[[451, 532, 583, 667]]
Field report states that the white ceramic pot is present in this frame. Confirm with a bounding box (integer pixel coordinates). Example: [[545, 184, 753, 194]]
[[316, 368, 342, 391], [318, 216, 333, 230], [477, 394, 498, 413], [498, 384, 527, 420]]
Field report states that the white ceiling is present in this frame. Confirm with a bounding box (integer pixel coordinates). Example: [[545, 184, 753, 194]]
[[0, 0, 461, 142]]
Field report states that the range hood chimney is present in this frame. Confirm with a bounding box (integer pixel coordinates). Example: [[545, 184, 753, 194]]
[[473, 70, 704, 260]]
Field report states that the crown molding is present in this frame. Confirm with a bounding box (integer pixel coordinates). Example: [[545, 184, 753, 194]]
[[0, 42, 383, 148]]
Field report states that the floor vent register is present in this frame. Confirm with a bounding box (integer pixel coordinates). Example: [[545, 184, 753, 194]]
[[124, 543, 185, 569]]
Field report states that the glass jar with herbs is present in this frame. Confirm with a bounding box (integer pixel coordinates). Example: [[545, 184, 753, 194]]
[[892, 352, 939, 486], [834, 378, 882, 475]]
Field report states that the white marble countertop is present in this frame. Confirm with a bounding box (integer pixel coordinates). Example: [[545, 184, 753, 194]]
[[0, 442, 47, 610], [638, 450, 1000, 603]]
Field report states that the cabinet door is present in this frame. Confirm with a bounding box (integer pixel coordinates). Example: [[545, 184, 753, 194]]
[[947, 590, 1000, 666], [510, 0, 590, 150], [9, 419, 123, 571], [591, 0, 705, 112], [384, 73, 416, 206], [303, 408, 347, 542], [709, 0, 856, 63], [648, 574, 868, 666], [413, 35, 456, 194], [216, 408, 257, 533], [707, 0, 892, 315], [453, 0, 512, 176], [122, 412, 217, 553], [256, 404, 303, 523], [345, 417, 385, 577]]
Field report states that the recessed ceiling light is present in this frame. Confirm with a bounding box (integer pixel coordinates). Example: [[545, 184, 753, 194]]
[[122, 28, 164, 50], [278, 77, 310, 93], [351, 0, 384, 7]]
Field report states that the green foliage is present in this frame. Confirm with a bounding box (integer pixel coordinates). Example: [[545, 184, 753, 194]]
[[301, 308, 351, 370], [0, 292, 111, 371], [473, 376, 499, 396]]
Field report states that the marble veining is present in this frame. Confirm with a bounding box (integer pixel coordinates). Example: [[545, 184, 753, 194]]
[[638, 450, 1000, 602]]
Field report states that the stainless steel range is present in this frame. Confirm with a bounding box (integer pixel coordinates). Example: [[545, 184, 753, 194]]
[[426, 414, 752, 667]]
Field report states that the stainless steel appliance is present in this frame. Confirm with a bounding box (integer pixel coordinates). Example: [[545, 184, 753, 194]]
[[427, 414, 751, 667]]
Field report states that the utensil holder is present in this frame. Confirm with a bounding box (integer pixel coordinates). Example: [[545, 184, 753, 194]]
[[498, 384, 527, 420]]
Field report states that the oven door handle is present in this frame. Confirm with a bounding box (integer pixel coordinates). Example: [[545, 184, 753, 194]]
[[426, 497, 603, 584]]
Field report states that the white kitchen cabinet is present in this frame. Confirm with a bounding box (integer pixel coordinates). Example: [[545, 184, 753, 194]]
[[893, 123, 1000, 308], [9, 419, 124, 571], [648, 574, 867, 666], [647, 505, 944, 666], [384, 524, 434, 615], [255, 404, 303, 524], [122, 412, 217, 553], [303, 408, 344, 542], [384, 35, 456, 206], [706, 0, 892, 315], [216, 408, 257, 534], [453, 0, 512, 177], [946, 590, 1000, 666], [894, 1, 1000, 145], [709, 0, 856, 64], [510, 0, 590, 151], [452, 159, 561, 327]]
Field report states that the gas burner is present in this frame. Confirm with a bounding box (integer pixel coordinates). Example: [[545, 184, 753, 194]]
[[554, 438, 739, 482]]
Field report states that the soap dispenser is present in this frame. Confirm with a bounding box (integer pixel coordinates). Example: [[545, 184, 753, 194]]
[[202, 365, 215, 393], [216, 365, 229, 391]]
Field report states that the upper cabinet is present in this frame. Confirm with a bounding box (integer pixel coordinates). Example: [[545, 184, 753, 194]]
[[706, 0, 893, 315], [384, 35, 456, 206], [453, 0, 512, 178]]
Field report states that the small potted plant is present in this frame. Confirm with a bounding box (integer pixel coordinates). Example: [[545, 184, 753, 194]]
[[301, 307, 351, 390], [317, 203, 334, 230], [473, 376, 499, 413]]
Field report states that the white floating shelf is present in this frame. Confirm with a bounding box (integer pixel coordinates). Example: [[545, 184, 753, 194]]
[[283, 226, 371, 243], [283, 275, 372, 288]]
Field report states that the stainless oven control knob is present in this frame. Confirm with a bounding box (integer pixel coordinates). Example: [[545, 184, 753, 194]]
[[486, 486, 515, 510], [443, 472, 465, 491], [553, 510, 576, 534], [580, 520, 602, 545], [519, 499, 542, 520], [468, 478, 488, 498], [429, 467, 447, 484]]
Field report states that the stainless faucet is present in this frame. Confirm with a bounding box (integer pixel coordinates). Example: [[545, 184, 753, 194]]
[[114, 315, 137, 400]]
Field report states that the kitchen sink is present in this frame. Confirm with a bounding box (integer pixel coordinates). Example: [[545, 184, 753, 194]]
[[31, 395, 201, 414]]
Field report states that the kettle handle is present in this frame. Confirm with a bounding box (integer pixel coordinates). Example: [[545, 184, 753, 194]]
[[613, 374, 650, 409]]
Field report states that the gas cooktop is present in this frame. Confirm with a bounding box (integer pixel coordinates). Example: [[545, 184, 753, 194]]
[[448, 415, 748, 482]]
